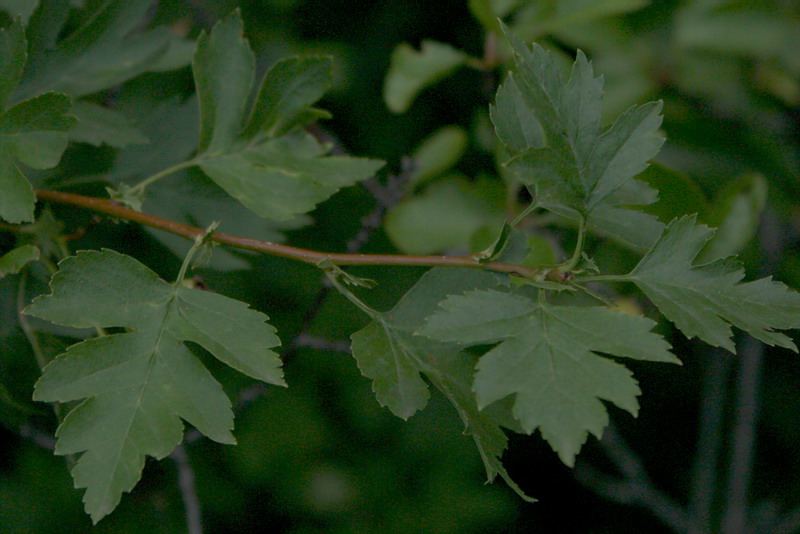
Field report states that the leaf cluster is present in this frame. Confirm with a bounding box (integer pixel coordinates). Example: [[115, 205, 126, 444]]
[[0, 2, 798, 526]]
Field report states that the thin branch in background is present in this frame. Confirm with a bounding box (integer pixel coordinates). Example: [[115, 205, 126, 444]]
[[719, 210, 785, 534], [719, 335, 765, 534], [286, 334, 352, 354], [170, 444, 203, 534], [687, 347, 734, 534], [18, 423, 56, 450], [575, 423, 697, 533], [774, 506, 800, 534]]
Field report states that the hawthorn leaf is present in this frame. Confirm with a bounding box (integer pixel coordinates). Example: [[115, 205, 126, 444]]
[[192, 11, 383, 220], [419, 289, 677, 466], [490, 72, 544, 153], [627, 215, 800, 352], [243, 56, 334, 141], [496, 27, 665, 248], [383, 40, 468, 113], [0, 20, 75, 223], [351, 268, 532, 500], [15, 0, 173, 101], [193, 11, 254, 155], [69, 101, 148, 147], [0, 244, 38, 278], [26, 249, 284, 522], [350, 320, 431, 420], [199, 130, 383, 221], [0, 16, 25, 108], [699, 174, 768, 263]]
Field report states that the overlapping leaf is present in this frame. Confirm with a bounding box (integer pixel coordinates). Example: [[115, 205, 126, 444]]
[[350, 268, 532, 500], [0, 19, 75, 223], [491, 27, 665, 249], [15, 0, 177, 101], [192, 12, 383, 220], [68, 101, 148, 148], [419, 288, 678, 465], [625, 215, 800, 352], [26, 249, 284, 523]]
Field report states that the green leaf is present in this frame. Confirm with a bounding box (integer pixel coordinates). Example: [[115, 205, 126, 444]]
[[191, 11, 383, 220], [0, 19, 76, 223], [0, 244, 38, 278], [199, 130, 383, 221], [496, 28, 665, 249], [350, 321, 430, 420], [407, 125, 468, 187], [385, 178, 504, 255], [69, 101, 148, 147], [0, 16, 25, 109], [513, 0, 648, 41], [26, 249, 284, 522], [490, 72, 544, 153], [419, 288, 677, 465], [242, 56, 334, 141], [627, 215, 800, 352], [469, 0, 519, 32], [383, 40, 469, 114], [351, 268, 532, 500], [193, 11, 254, 155], [0, 0, 37, 23], [15, 0, 172, 101], [698, 174, 768, 263]]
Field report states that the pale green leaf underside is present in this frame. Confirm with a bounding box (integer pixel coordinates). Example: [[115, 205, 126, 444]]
[[419, 289, 677, 466], [383, 40, 468, 113], [26, 249, 283, 522], [351, 268, 532, 501], [628, 215, 800, 352]]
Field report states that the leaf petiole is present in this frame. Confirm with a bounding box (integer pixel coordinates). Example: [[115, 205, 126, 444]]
[[124, 158, 201, 200], [323, 266, 380, 319], [175, 222, 220, 284]]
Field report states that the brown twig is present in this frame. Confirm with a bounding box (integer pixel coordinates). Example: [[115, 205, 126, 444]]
[[35, 189, 542, 278]]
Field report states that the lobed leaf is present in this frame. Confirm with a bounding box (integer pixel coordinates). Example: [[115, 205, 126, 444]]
[[68, 101, 148, 148], [350, 268, 532, 500], [494, 27, 665, 249], [0, 19, 75, 223], [26, 249, 284, 522], [15, 0, 175, 101], [191, 11, 383, 220], [627, 215, 800, 352], [199, 130, 383, 221], [419, 288, 678, 466]]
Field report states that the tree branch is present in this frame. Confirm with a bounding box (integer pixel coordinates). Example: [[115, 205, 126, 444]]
[[34, 189, 543, 279], [575, 423, 697, 533], [170, 444, 203, 534]]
